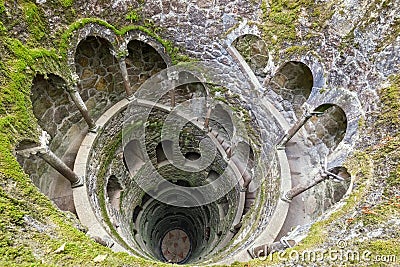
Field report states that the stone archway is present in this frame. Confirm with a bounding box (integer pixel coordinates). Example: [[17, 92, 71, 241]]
[[155, 140, 173, 166], [21, 74, 85, 213], [305, 104, 348, 153], [271, 61, 313, 119], [106, 175, 123, 210], [124, 139, 146, 175], [31, 74, 81, 141], [232, 34, 268, 80], [126, 39, 168, 92], [75, 36, 125, 120]]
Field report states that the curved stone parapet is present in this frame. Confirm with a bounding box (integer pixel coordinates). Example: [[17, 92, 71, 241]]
[[73, 98, 131, 253], [72, 95, 251, 259]]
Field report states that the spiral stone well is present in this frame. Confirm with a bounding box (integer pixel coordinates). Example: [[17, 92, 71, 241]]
[[15, 20, 363, 265]]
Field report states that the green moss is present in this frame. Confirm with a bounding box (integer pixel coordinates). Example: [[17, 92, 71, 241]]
[[0, 22, 6, 35], [125, 8, 142, 23], [387, 164, 400, 187], [377, 75, 400, 127], [58, 18, 179, 63], [0, 193, 26, 225], [21, 2, 47, 42], [238, 151, 373, 266], [223, 21, 242, 37], [369, 75, 400, 198], [1, 10, 180, 264], [258, 0, 335, 51], [0, 38, 60, 147], [250, 111, 397, 265], [338, 0, 397, 52], [209, 85, 229, 95], [284, 45, 309, 55], [59, 0, 74, 8], [260, 0, 312, 47], [359, 239, 400, 259], [0, 0, 5, 14], [358, 196, 400, 226], [95, 132, 140, 256]]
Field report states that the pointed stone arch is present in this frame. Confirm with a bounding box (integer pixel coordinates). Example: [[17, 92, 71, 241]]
[[305, 103, 347, 153], [232, 34, 269, 79], [125, 39, 168, 92], [74, 36, 125, 120], [271, 61, 313, 118]]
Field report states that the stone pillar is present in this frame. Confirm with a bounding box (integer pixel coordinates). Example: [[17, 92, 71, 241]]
[[281, 171, 328, 202], [203, 106, 212, 130], [167, 69, 179, 108], [67, 86, 97, 132], [16, 131, 83, 188], [282, 158, 347, 202], [277, 111, 324, 148], [38, 148, 83, 188], [118, 57, 133, 97], [169, 89, 176, 108]]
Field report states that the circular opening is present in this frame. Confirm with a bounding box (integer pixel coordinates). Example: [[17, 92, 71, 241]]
[[185, 152, 201, 161], [161, 228, 192, 263]]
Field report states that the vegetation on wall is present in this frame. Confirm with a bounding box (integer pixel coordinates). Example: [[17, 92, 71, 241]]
[[0, 1, 177, 265], [0, 0, 399, 265], [241, 74, 400, 266], [57, 17, 179, 63], [126, 8, 142, 23], [0, 0, 5, 14], [259, 0, 334, 50], [59, 0, 74, 8], [21, 1, 47, 43]]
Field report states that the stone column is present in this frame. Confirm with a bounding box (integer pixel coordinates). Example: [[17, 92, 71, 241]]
[[203, 105, 212, 130], [281, 171, 329, 202], [37, 148, 83, 188], [169, 89, 176, 108], [16, 131, 83, 188], [67, 86, 97, 132], [277, 111, 324, 148], [281, 166, 346, 202], [118, 57, 133, 97], [167, 69, 178, 108]]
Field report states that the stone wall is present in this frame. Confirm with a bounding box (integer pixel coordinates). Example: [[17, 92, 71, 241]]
[[84, 101, 246, 261], [17, 74, 87, 212], [269, 61, 313, 120], [75, 36, 125, 120], [232, 34, 269, 82], [126, 40, 167, 92]]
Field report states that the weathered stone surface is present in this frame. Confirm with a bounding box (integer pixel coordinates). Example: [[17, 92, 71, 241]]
[[11, 0, 400, 265], [54, 106, 68, 124]]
